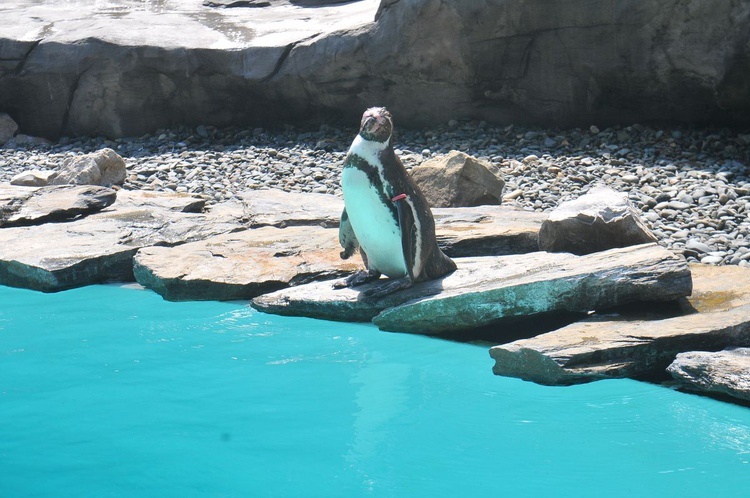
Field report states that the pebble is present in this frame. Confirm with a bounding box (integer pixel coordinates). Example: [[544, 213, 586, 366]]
[[685, 239, 713, 254], [1, 122, 748, 267]]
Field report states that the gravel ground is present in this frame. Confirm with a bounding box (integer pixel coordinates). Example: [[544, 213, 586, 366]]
[[1, 122, 749, 266]]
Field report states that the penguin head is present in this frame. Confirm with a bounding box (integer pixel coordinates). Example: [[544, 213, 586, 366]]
[[359, 107, 393, 144]]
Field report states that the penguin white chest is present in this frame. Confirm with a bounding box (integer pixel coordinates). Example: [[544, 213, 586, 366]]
[[341, 167, 408, 279]]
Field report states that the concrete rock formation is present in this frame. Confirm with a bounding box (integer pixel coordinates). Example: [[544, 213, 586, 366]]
[[3, 180, 750, 404], [410, 151, 505, 207], [489, 264, 750, 385], [232, 189, 343, 228], [433, 205, 543, 257], [133, 226, 361, 301], [538, 185, 658, 255], [0, 184, 117, 228], [0, 189, 237, 292], [133, 196, 546, 302], [0, 185, 544, 297], [252, 244, 692, 332], [668, 349, 750, 403], [1, 0, 748, 139], [0, 113, 18, 145], [48, 148, 127, 187]]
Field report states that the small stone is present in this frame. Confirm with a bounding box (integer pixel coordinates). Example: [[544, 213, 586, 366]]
[[700, 255, 724, 265], [503, 189, 524, 201], [685, 239, 713, 254], [10, 170, 55, 187], [589, 125, 600, 134], [666, 201, 691, 210]]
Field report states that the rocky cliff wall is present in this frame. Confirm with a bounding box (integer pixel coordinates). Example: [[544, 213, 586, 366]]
[[1, 0, 748, 139]]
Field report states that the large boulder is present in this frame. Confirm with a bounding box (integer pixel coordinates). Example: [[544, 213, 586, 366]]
[[410, 151, 505, 207], [538, 186, 657, 255], [1, 0, 748, 138], [48, 148, 127, 187]]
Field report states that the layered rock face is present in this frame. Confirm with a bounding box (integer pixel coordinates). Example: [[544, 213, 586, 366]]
[[1, 0, 748, 139]]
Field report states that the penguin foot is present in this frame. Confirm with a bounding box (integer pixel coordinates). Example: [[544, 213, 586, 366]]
[[332, 269, 381, 289], [362, 277, 413, 298]]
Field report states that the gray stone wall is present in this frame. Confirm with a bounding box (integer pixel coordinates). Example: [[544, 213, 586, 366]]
[[1, 0, 748, 138]]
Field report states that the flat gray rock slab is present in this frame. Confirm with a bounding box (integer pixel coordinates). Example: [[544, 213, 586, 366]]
[[668, 348, 750, 402], [232, 189, 344, 228], [433, 205, 544, 257], [0, 184, 116, 227], [490, 264, 750, 385], [253, 243, 691, 334], [134, 225, 360, 301], [0, 190, 239, 292]]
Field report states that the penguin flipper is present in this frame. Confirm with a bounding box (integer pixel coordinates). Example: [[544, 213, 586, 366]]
[[338, 208, 359, 260], [393, 195, 417, 281]]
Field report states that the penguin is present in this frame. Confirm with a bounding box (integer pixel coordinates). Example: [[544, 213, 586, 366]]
[[335, 106, 456, 298]]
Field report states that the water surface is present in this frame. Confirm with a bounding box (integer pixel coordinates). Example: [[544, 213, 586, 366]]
[[1, 284, 749, 497]]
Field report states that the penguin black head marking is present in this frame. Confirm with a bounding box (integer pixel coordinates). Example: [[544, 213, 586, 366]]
[[358, 107, 393, 143]]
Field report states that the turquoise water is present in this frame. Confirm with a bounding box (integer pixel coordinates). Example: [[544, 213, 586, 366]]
[[2, 285, 750, 497]]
